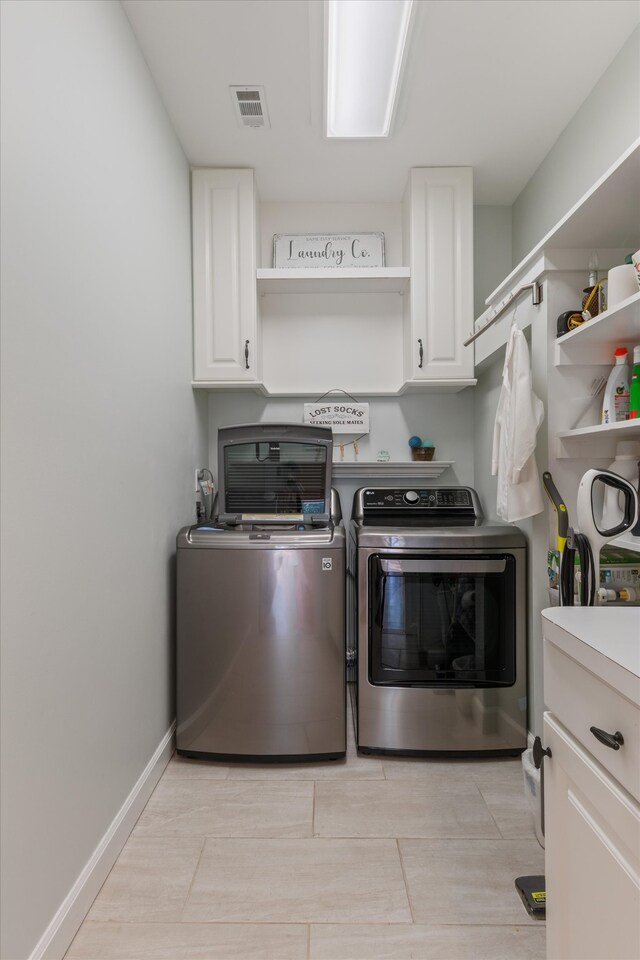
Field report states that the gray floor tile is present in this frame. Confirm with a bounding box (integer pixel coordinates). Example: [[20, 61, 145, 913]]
[[87, 837, 203, 923], [399, 837, 545, 926], [182, 837, 412, 923], [314, 780, 501, 838], [133, 778, 313, 838], [310, 923, 547, 959], [478, 780, 537, 839], [66, 921, 308, 959], [382, 756, 524, 785], [162, 753, 230, 779], [226, 751, 385, 780]]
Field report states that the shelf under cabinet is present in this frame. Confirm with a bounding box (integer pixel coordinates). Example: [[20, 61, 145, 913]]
[[192, 380, 476, 396], [332, 460, 454, 479], [555, 292, 640, 365], [256, 267, 410, 295]]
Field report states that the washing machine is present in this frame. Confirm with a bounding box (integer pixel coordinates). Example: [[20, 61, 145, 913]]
[[176, 423, 346, 762]]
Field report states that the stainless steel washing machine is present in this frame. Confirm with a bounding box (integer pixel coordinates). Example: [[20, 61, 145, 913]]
[[176, 424, 346, 762], [350, 486, 527, 756]]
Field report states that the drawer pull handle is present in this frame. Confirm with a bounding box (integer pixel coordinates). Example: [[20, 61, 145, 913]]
[[418, 339, 424, 369], [244, 340, 250, 369], [532, 736, 551, 770], [590, 727, 624, 750]]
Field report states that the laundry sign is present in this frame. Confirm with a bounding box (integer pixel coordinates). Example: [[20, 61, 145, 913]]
[[273, 233, 384, 269], [303, 402, 370, 434]]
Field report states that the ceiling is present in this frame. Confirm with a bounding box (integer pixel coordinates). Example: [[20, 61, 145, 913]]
[[122, 0, 640, 205]]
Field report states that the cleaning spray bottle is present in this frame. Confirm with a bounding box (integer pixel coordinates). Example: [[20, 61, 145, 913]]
[[602, 347, 630, 424]]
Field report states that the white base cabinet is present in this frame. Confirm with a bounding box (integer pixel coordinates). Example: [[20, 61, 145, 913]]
[[542, 609, 640, 960], [544, 713, 640, 960]]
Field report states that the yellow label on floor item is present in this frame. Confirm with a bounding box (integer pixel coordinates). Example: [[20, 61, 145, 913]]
[[531, 891, 546, 903]]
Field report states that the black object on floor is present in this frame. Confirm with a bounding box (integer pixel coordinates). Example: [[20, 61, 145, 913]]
[[515, 875, 546, 919]]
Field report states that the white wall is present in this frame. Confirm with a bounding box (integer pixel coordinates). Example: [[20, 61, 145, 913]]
[[207, 392, 476, 522], [0, 3, 207, 957], [512, 26, 640, 264]]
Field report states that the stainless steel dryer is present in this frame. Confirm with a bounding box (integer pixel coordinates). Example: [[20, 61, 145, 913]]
[[350, 486, 527, 756], [176, 424, 346, 762]]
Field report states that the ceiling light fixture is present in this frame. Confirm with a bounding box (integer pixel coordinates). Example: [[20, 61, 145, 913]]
[[326, 0, 414, 139]]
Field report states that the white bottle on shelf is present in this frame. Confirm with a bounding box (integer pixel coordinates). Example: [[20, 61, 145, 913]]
[[602, 347, 630, 424]]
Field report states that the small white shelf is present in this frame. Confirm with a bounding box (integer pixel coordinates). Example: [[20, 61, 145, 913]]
[[557, 419, 640, 440], [555, 418, 640, 458], [257, 267, 410, 295], [611, 531, 640, 555], [555, 292, 640, 365], [332, 460, 454, 479]]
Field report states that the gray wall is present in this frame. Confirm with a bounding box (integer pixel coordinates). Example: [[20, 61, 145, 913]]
[[0, 2, 207, 957], [473, 205, 513, 317], [512, 26, 640, 264]]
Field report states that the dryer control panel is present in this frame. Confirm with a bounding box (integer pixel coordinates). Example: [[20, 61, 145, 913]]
[[353, 487, 483, 526]]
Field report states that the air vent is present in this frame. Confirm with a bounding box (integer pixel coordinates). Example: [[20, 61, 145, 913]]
[[229, 86, 270, 129]]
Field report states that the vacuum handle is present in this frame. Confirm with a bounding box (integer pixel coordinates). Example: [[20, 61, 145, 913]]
[[542, 471, 569, 553]]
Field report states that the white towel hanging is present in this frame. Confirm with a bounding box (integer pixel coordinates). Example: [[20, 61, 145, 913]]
[[491, 324, 545, 523]]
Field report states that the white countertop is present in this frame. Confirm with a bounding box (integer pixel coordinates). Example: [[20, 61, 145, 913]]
[[542, 608, 640, 706]]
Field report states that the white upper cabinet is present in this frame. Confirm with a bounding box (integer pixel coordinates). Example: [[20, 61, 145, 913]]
[[403, 168, 475, 382], [192, 169, 259, 382], [190, 167, 475, 394]]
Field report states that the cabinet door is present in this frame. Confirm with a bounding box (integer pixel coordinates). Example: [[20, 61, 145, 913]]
[[404, 168, 474, 380], [544, 712, 640, 960], [192, 169, 259, 381]]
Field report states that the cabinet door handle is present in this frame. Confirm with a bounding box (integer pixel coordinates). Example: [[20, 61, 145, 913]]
[[532, 735, 551, 770], [418, 339, 423, 369], [590, 727, 624, 750], [244, 340, 250, 369]]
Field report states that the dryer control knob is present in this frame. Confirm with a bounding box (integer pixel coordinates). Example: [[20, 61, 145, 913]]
[[404, 490, 420, 505]]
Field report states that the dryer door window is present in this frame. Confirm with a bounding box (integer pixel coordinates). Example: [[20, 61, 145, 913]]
[[368, 554, 517, 687]]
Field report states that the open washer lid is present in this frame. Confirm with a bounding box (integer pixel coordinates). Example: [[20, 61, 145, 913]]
[[217, 423, 334, 525]]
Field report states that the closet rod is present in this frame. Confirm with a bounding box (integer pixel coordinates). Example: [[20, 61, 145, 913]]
[[464, 281, 543, 347]]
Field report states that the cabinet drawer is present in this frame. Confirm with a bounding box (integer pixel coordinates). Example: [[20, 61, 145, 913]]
[[544, 638, 640, 801]]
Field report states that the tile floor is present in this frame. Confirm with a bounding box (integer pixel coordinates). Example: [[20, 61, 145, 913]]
[[66, 705, 546, 959]]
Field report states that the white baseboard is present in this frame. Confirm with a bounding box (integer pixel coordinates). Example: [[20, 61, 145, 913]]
[[29, 722, 175, 960]]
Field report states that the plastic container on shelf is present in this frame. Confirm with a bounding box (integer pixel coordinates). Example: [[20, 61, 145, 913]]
[[602, 347, 630, 424], [629, 345, 640, 420], [522, 747, 545, 848], [601, 440, 640, 534]]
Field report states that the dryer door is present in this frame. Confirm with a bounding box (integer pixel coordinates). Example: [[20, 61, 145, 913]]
[[368, 553, 518, 687]]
